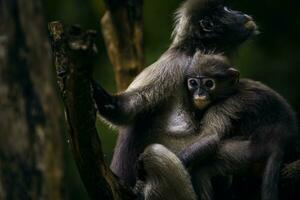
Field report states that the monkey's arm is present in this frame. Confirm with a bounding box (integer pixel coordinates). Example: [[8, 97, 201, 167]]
[[92, 52, 190, 125], [92, 78, 175, 125], [179, 103, 237, 168], [179, 91, 248, 168], [92, 80, 127, 124], [92, 80, 158, 125], [179, 134, 220, 168]]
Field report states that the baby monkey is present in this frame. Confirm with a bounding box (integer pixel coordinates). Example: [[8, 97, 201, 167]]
[[176, 52, 298, 200]]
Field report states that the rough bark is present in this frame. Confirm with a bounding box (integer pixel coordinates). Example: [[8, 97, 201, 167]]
[[0, 0, 63, 199], [101, 0, 144, 91], [48, 22, 135, 200]]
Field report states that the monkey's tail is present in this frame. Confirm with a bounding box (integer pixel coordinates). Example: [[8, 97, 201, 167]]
[[261, 151, 283, 200]]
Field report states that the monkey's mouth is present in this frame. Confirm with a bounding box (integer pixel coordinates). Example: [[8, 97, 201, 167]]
[[194, 97, 210, 109], [244, 20, 260, 35]]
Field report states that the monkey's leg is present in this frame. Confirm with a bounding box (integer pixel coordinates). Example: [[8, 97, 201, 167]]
[[261, 150, 283, 200], [214, 140, 284, 200], [193, 169, 214, 200], [192, 140, 252, 200]]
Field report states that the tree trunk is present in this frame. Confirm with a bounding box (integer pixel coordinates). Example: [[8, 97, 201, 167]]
[[48, 22, 135, 200], [0, 0, 64, 199], [101, 0, 144, 91]]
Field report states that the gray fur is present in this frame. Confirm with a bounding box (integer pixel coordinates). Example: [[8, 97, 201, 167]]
[[136, 52, 298, 200], [137, 144, 197, 200], [93, 0, 258, 188], [175, 52, 298, 200]]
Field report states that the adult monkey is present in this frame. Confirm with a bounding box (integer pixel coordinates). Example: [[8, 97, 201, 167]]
[[93, 0, 258, 187]]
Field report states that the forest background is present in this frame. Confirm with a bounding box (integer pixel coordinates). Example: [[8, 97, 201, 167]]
[[1, 0, 299, 199]]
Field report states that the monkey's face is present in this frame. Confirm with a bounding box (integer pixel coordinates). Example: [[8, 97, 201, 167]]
[[187, 76, 215, 109], [176, 0, 258, 51], [206, 6, 258, 46], [186, 54, 240, 109]]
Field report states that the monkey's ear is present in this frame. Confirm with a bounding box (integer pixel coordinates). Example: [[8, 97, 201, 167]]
[[228, 68, 240, 84]]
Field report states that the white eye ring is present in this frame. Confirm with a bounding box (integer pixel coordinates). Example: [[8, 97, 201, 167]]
[[199, 19, 214, 32], [188, 78, 199, 88], [224, 6, 232, 13], [203, 79, 216, 90]]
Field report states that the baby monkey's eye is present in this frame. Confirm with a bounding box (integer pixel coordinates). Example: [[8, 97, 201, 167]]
[[188, 79, 199, 88], [199, 18, 214, 32], [203, 79, 215, 90]]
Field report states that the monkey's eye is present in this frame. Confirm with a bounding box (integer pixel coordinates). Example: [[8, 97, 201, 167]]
[[199, 18, 214, 32], [224, 6, 233, 13], [203, 79, 215, 90], [188, 79, 199, 88]]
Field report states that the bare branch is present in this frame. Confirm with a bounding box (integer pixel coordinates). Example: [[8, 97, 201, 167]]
[[48, 21, 135, 200]]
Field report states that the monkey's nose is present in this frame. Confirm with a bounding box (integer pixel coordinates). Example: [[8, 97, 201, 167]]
[[194, 95, 207, 101], [196, 89, 207, 97]]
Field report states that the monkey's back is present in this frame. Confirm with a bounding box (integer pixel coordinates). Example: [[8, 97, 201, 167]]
[[230, 79, 298, 156]]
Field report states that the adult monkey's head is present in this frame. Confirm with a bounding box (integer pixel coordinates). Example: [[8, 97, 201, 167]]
[[172, 0, 258, 54]]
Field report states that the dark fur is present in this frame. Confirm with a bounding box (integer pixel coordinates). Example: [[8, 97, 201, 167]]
[[175, 52, 298, 200], [171, 0, 257, 55], [93, 0, 257, 187], [134, 53, 298, 200]]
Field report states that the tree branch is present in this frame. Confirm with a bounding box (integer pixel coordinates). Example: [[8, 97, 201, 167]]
[[101, 0, 144, 91], [48, 21, 135, 200]]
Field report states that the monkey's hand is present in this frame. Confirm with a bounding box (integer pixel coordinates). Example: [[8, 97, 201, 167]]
[[91, 80, 117, 113], [91, 79, 132, 125], [178, 134, 220, 169], [91, 80, 138, 125]]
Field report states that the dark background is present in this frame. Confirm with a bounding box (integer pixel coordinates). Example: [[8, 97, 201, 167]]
[[44, 0, 300, 199]]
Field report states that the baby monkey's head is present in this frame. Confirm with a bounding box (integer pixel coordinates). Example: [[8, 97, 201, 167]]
[[186, 52, 240, 109]]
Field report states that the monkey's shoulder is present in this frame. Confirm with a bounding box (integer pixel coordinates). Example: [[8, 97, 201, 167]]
[[204, 78, 295, 126], [228, 78, 296, 123], [127, 50, 190, 92], [238, 79, 292, 109]]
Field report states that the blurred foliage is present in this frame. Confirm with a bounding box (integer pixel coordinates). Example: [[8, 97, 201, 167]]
[[44, 0, 300, 199]]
